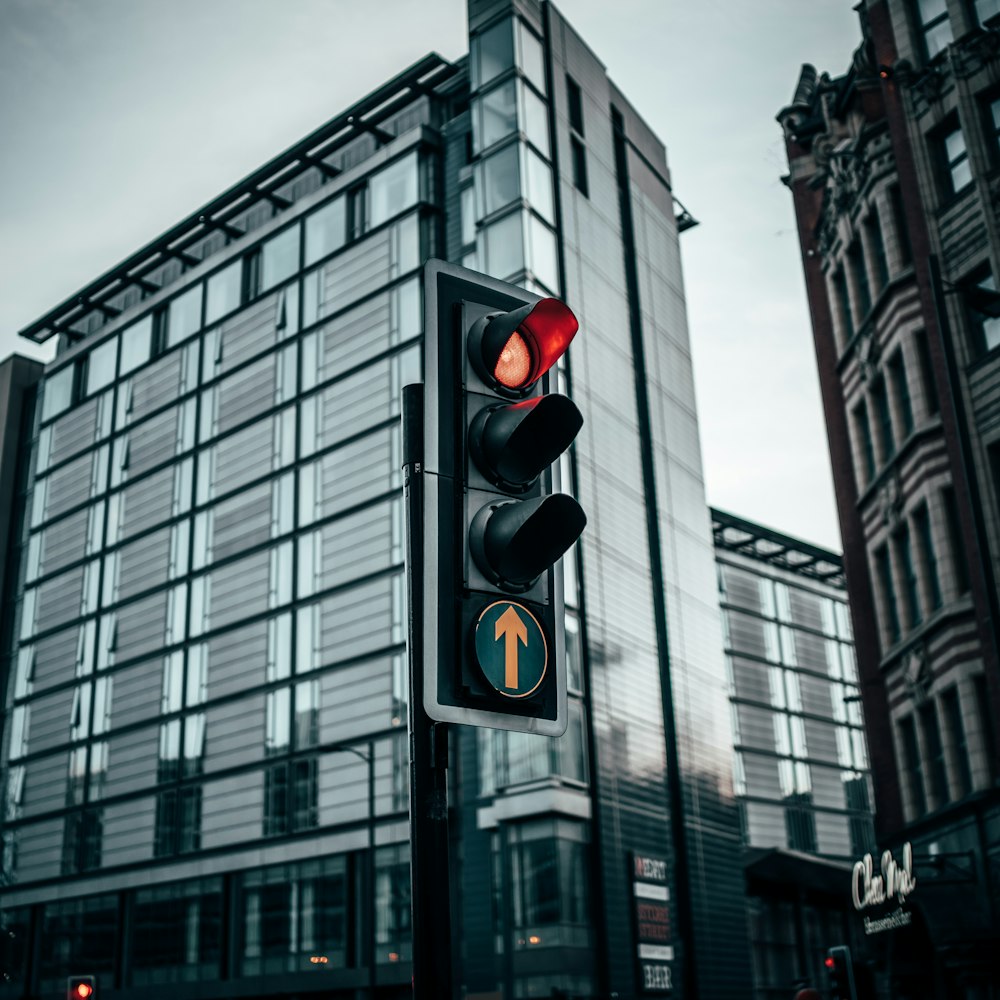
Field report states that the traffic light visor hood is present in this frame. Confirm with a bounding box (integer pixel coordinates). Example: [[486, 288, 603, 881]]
[[471, 298, 579, 392]]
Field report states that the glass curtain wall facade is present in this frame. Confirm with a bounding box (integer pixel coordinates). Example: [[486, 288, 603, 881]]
[[713, 510, 874, 859], [0, 3, 751, 998]]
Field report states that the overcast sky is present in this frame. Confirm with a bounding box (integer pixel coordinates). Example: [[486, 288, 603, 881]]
[[0, 0, 860, 551]]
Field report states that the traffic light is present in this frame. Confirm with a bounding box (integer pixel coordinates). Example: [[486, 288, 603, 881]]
[[67, 976, 96, 1000], [824, 946, 857, 1000], [421, 259, 586, 736]]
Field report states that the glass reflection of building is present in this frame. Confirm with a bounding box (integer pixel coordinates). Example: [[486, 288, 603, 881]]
[[712, 510, 876, 999], [0, 2, 750, 998]]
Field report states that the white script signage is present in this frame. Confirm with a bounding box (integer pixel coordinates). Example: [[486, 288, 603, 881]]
[[851, 842, 917, 913]]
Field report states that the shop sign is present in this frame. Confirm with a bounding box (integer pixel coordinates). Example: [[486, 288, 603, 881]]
[[851, 841, 917, 935], [631, 853, 673, 993]]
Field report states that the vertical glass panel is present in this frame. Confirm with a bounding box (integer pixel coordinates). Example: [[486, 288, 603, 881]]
[[479, 143, 520, 217], [42, 366, 75, 422], [517, 21, 546, 94], [520, 82, 550, 157], [86, 339, 118, 395], [476, 80, 518, 153], [167, 284, 203, 347], [205, 261, 242, 326], [472, 18, 514, 90], [460, 185, 476, 247], [305, 197, 346, 266], [261, 226, 300, 292], [120, 315, 153, 374], [524, 145, 554, 224], [482, 212, 524, 280], [370, 152, 419, 228], [527, 214, 559, 292]]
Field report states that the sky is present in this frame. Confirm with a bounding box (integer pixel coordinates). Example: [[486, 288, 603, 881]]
[[0, 0, 861, 551]]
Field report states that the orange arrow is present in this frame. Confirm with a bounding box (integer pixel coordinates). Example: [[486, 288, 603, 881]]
[[496, 605, 529, 689]]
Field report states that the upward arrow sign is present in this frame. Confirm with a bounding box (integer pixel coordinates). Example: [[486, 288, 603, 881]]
[[496, 604, 528, 689]]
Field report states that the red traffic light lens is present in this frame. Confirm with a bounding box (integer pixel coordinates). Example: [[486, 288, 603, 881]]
[[824, 957, 836, 970], [76, 986, 93, 999], [472, 297, 579, 393], [494, 331, 533, 388]]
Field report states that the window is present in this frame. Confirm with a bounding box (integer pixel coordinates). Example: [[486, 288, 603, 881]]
[[941, 122, 972, 194], [898, 716, 927, 816], [920, 702, 948, 808], [974, 674, 998, 783], [871, 376, 894, 463], [521, 81, 550, 156], [916, 0, 953, 60], [260, 226, 299, 292], [347, 185, 368, 240], [517, 21, 546, 94], [479, 143, 520, 217], [889, 185, 912, 270], [460, 185, 476, 247], [913, 503, 943, 610], [471, 18, 513, 90], [524, 145, 555, 223], [888, 351, 914, 439], [41, 365, 76, 422], [875, 545, 901, 644], [941, 686, 972, 797], [370, 152, 419, 228], [854, 400, 876, 483], [526, 214, 559, 292], [167, 284, 203, 347], [976, 0, 1000, 26], [571, 137, 589, 197], [833, 268, 854, 342], [865, 210, 889, 293], [475, 79, 517, 153], [848, 239, 871, 319], [967, 274, 1000, 354], [566, 75, 584, 135], [305, 197, 346, 266], [482, 211, 523, 279], [85, 339, 117, 395], [894, 523, 921, 629], [205, 262, 241, 326], [120, 315, 153, 374]]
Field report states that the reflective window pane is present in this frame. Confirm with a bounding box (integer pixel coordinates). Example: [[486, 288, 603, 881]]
[[168, 284, 204, 347], [370, 152, 418, 228], [517, 21, 546, 94], [521, 82, 550, 156], [120, 315, 153, 374], [41, 366, 74, 422], [86, 339, 117, 395], [524, 145, 554, 223], [305, 197, 346, 266], [261, 226, 299, 292], [205, 261, 242, 326], [482, 211, 523, 280], [527, 214, 559, 292], [476, 80, 517, 153], [472, 18, 513, 90], [479, 143, 520, 217]]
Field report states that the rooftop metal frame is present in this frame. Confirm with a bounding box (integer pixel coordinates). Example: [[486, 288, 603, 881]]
[[710, 507, 845, 589], [19, 53, 459, 345]]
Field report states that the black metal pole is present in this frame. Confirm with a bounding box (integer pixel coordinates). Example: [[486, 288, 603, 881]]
[[402, 382, 454, 1000]]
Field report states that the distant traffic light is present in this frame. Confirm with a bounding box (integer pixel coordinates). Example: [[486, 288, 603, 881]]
[[67, 976, 96, 1000], [420, 260, 586, 735], [825, 946, 857, 1000]]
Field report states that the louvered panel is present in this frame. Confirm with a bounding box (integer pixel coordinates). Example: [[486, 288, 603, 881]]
[[34, 564, 86, 633], [115, 527, 171, 602], [44, 452, 95, 522], [213, 418, 275, 497], [318, 359, 393, 449], [130, 350, 183, 422], [318, 656, 393, 743], [217, 292, 282, 375], [128, 406, 180, 478], [37, 508, 90, 578], [314, 426, 394, 519], [319, 290, 392, 378], [323, 228, 392, 308], [47, 396, 104, 468], [216, 355, 277, 434], [317, 500, 394, 590], [315, 575, 395, 664], [210, 550, 271, 630], [116, 467, 174, 541], [109, 657, 163, 729], [203, 694, 265, 773], [206, 619, 269, 701], [32, 626, 82, 692], [212, 482, 272, 562], [20, 752, 69, 818], [114, 591, 169, 664], [25, 686, 74, 754]]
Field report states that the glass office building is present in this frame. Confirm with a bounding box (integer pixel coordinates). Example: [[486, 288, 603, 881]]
[[0, 2, 750, 997]]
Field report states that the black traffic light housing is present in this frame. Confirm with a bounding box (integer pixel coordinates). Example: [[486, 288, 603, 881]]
[[825, 946, 857, 1000], [421, 259, 585, 735], [67, 976, 96, 1000]]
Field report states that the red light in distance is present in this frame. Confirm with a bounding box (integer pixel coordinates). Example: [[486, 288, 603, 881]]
[[824, 957, 836, 970], [75, 986, 93, 999]]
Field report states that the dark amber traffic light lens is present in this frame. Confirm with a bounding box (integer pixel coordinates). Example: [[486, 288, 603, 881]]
[[494, 331, 532, 388]]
